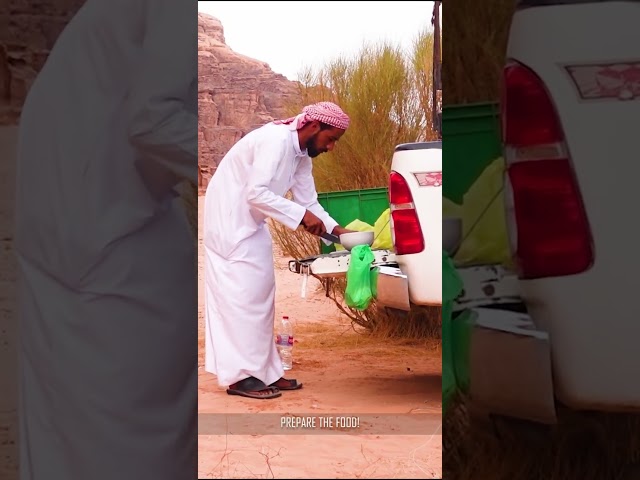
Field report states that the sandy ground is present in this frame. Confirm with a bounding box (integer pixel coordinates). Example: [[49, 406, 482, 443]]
[[197, 196, 442, 479], [0, 126, 19, 478]]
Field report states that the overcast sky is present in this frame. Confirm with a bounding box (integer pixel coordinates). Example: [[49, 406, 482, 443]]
[[198, 1, 440, 82]]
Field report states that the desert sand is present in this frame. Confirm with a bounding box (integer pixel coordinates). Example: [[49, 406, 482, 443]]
[[197, 196, 442, 479]]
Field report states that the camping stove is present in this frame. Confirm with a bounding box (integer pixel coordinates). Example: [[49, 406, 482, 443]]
[[288, 249, 397, 299], [453, 264, 522, 312], [288, 249, 396, 278]]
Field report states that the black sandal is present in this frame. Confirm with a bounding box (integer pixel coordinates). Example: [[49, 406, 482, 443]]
[[226, 376, 282, 399], [269, 377, 303, 390]]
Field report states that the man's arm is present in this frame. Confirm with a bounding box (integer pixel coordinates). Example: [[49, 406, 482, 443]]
[[245, 135, 307, 231], [290, 157, 353, 241]]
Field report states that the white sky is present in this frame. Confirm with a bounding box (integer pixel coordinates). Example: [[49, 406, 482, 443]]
[[197, 1, 440, 82]]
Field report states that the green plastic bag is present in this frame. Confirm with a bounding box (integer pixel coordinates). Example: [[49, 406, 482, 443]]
[[451, 309, 473, 395], [345, 245, 377, 310], [442, 250, 464, 412]]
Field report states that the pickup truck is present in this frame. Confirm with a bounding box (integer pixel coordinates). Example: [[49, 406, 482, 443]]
[[375, 141, 442, 311], [452, 0, 640, 424]]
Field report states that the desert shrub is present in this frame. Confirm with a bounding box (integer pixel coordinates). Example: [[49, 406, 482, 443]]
[[443, 0, 515, 104], [445, 393, 640, 480]]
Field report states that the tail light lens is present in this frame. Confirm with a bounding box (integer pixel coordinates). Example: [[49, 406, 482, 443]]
[[389, 172, 424, 255], [501, 61, 593, 279]]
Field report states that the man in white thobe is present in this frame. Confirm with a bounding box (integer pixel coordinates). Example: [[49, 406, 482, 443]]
[[204, 102, 353, 399], [14, 1, 197, 478]]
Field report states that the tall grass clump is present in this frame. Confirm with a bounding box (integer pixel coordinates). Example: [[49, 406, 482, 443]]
[[443, 0, 515, 104], [445, 393, 640, 480]]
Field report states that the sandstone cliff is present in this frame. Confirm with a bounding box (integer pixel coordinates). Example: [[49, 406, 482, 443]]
[[0, 8, 300, 193], [198, 13, 300, 191], [0, 0, 86, 124]]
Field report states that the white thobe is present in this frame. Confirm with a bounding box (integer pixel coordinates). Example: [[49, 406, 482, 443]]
[[204, 118, 338, 387], [14, 1, 197, 479]]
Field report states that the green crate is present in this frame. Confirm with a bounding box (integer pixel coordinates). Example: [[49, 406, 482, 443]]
[[317, 187, 390, 253], [442, 102, 502, 204]]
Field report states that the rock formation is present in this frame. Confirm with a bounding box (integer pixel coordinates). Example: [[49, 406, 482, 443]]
[[0, 8, 300, 193], [198, 13, 300, 192], [0, 0, 86, 124]]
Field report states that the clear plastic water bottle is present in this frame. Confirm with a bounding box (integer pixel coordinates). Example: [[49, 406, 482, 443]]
[[275, 315, 293, 370]]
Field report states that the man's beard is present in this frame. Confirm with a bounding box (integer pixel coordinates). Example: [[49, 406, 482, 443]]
[[307, 136, 326, 158]]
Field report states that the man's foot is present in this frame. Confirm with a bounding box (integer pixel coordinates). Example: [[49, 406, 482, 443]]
[[226, 376, 281, 399], [269, 377, 303, 390]]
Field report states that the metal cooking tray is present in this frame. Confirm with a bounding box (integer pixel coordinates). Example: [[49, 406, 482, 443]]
[[288, 249, 396, 277]]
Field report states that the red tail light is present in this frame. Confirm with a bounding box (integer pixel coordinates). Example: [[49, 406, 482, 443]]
[[501, 61, 593, 279], [389, 172, 424, 255]]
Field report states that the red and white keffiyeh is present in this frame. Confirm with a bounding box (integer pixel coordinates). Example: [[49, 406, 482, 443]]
[[273, 101, 350, 130]]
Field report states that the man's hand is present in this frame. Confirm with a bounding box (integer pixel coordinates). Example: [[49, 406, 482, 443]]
[[331, 226, 357, 236], [301, 210, 327, 236]]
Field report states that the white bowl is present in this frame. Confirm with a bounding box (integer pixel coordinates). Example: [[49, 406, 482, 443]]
[[339, 231, 375, 251], [443, 217, 462, 256]]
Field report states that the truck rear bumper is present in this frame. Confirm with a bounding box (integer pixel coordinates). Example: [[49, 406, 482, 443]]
[[375, 265, 411, 311], [463, 307, 557, 424]]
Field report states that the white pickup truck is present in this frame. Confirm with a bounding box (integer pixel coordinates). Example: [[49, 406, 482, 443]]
[[375, 141, 442, 311], [288, 141, 442, 312], [453, 0, 640, 424]]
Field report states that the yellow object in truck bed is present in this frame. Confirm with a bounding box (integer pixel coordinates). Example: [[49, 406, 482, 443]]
[[335, 208, 394, 251], [444, 156, 513, 268]]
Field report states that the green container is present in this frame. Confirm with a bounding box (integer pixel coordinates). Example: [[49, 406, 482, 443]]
[[442, 102, 502, 204], [317, 187, 390, 253]]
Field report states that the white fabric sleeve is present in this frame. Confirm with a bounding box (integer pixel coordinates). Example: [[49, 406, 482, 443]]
[[246, 135, 307, 231], [290, 156, 339, 244], [126, 0, 197, 184]]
